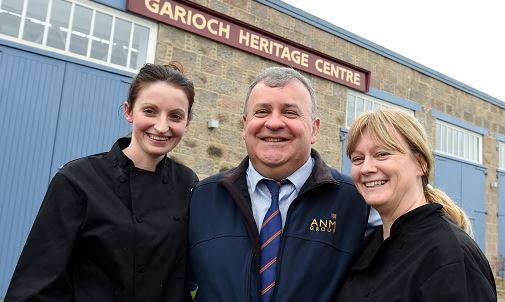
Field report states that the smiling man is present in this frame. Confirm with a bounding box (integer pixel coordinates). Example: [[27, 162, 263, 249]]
[[189, 67, 375, 302]]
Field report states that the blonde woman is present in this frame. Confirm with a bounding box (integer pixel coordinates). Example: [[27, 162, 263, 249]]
[[336, 109, 496, 301]]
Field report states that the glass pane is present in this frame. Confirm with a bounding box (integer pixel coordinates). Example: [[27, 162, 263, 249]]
[[364, 99, 372, 112], [457, 131, 463, 157], [130, 24, 149, 69], [90, 11, 112, 62], [0, 0, 23, 37], [356, 97, 364, 116], [23, 0, 49, 44], [499, 143, 505, 169], [69, 4, 92, 56], [346, 95, 355, 127], [469, 136, 475, 161], [46, 0, 71, 50], [477, 137, 482, 163], [111, 18, 131, 66], [435, 123, 441, 151], [463, 134, 469, 159], [441, 125, 447, 153], [451, 129, 457, 155]]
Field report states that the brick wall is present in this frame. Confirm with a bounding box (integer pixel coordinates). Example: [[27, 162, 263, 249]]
[[498, 278, 505, 302]]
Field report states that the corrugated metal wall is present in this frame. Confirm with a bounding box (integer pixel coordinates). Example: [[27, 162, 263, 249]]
[[0, 46, 66, 296], [434, 155, 486, 250], [50, 63, 131, 175], [0, 44, 131, 297]]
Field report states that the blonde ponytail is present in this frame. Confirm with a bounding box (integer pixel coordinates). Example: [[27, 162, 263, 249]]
[[424, 185, 473, 236]]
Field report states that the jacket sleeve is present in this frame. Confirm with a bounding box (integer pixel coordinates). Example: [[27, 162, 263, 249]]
[[5, 173, 85, 302], [415, 261, 497, 302]]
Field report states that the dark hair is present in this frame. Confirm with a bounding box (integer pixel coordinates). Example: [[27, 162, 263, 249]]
[[126, 63, 195, 120]]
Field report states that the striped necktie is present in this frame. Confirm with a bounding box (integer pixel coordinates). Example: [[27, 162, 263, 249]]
[[259, 179, 283, 301]]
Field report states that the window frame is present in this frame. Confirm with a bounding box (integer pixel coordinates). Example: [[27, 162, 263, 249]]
[[435, 120, 483, 165], [345, 90, 414, 128], [0, 0, 157, 71], [499, 140, 505, 171]]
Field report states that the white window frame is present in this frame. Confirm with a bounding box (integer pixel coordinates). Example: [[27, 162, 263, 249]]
[[345, 91, 414, 128], [435, 120, 483, 164], [0, 0, 157, 71], [499, 141, 505, 171]]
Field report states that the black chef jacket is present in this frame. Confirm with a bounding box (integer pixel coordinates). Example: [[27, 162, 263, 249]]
[[6, 138, 198, 302], [336, 203, 496, 302]]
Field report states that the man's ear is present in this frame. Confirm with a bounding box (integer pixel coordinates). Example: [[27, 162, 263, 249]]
[[242, 115, 247, 140], [310, 118, 321, 144]]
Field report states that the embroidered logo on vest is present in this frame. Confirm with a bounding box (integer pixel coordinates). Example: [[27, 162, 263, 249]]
[[309, 213, 337, 233]]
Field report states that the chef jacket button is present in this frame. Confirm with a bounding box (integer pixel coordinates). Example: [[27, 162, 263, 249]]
[[136, 216, 143, 223], [138, 265, 146, 273], [173, 215, 180, 221]]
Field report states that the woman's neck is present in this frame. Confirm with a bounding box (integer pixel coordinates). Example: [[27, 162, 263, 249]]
[[122, 145, 164, 172], [379, 193, 428, 240]]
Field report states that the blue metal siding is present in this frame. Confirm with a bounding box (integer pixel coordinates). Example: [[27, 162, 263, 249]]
[[461, 165, 486, 249], [50, 63, 131, 176], [434, 155, 487, 250], [340, 129, 351, 176], [434, 155, 462, 206], [0, 44, 132, 298], [0, 46, 66, 296]]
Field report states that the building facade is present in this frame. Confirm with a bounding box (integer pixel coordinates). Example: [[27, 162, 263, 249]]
[[1, 0, 504, 297]]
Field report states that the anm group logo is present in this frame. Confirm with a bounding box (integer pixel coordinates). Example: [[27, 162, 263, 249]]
[[309, 213, 337, 233]]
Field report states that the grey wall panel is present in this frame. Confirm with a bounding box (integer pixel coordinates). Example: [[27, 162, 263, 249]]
[[461, 164, 487, 250], [0, 45, 65, 296], [0, 45, 132, 298], [50, 63, 131, 177], [435, 155, 486, 251]]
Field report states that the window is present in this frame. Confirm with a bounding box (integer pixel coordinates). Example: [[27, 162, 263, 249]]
[[435, 120, 483, 164], [0, 0, 156, 71], [499, 141, 505, 171], [345, 91, 413, 128]]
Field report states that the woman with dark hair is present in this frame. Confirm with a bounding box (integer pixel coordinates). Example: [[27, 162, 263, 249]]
[[6, 63, 198, 302], [335, 109, 496, 301]]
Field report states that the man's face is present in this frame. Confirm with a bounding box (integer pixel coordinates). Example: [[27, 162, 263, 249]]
[[243, 80, 320, 180]]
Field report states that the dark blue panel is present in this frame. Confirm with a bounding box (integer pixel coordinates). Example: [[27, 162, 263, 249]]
[[340, 129, 351, 176], [50, 63, 132, 176], [435, 155, 486, 250], [0, 46, 65, 297], [498, 172, 505, 265], [434, 155, 462, 206], [461, 165, 487, 250]]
